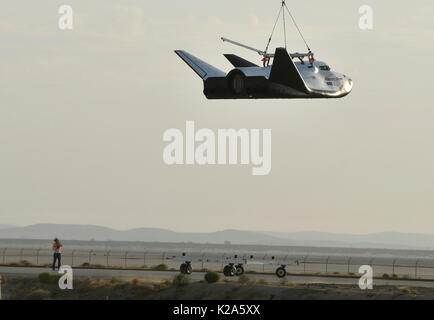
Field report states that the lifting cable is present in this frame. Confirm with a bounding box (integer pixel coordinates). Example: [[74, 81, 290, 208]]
[[264, 1, 311, 55], [264, 4, 283, 55], [283, 1, 311, 52]]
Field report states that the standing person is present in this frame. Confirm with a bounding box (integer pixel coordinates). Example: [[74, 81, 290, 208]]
[[52, 238, 62, 271]]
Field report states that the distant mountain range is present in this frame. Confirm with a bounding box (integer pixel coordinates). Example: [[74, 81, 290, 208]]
[[0, 224, 434, 250], [0, 224, 17, 230]]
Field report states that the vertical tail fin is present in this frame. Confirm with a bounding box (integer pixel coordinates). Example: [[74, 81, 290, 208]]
[[269, 48, 309, 93]]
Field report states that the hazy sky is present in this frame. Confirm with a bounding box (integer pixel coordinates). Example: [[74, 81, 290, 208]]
[[1, 1, 433, 234]]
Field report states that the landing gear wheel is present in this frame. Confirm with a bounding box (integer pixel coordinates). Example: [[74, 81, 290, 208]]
[[185, 264, 192, 274], [180, 263, 192, 275], [223, 265, 235, 277], [276, 267, 286, 278], [235, 265, 244, 276]]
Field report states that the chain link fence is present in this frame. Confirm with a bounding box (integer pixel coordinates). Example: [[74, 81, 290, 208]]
[[2, 248, 434, 279]]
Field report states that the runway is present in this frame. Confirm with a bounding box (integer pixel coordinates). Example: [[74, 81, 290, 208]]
[[1, 266, 434, 288]]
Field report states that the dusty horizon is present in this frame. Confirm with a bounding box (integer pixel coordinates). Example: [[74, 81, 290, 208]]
[[2, 222, 434, 237]]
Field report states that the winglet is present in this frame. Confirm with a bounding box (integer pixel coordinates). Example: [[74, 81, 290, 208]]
[[269, 48, 309, 93], [175, 50, 226, 80]]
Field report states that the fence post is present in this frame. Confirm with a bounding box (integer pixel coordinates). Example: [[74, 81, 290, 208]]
[[325, 256, 329, 274], [201, 253, 205, 270], [71, 250, 75, 267], [347, 258, 352, 274], [415, 259, 419, 278], [303, 256, 308, 273], [392, 259, 397, 275], [2, 248, 7, 264], [221, 254, 225, 271], [369, 258, 375, 277], [36, 249, 41, 265], [106, 251, 110, 266]]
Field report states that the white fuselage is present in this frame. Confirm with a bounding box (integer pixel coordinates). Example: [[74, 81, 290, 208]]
[[238, 60, 353, 97]]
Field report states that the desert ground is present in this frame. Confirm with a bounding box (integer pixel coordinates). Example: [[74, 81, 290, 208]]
[[1, 270, 433, 300]]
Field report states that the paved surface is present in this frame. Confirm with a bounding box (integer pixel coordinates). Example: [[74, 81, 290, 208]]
[[1, 266, 434, 288]]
